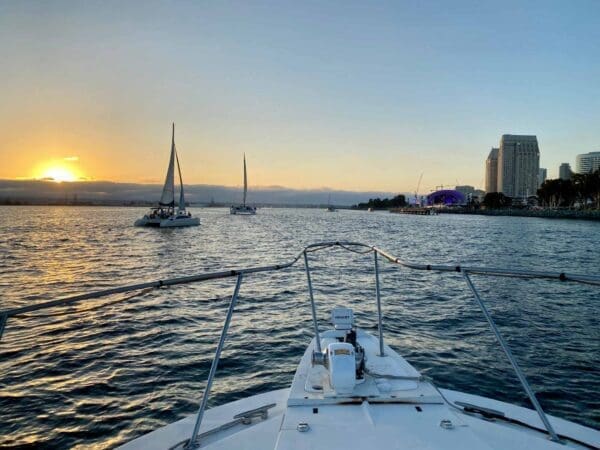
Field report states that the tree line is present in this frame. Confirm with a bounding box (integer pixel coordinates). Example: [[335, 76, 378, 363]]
[[354, 194, 407, 210], [482, 169, 600, 209], [537, 170, 600, 208]]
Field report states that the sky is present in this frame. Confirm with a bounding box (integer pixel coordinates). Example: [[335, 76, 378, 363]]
[[0, 0, 599, 192]]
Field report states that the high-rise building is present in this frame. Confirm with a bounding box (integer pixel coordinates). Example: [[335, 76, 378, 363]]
[[485, 148, 499, 193], [559, 163, 572, 180], [497, 135, 540, 198], [575, 151, 600, 174], [538, 168, 547, 187]]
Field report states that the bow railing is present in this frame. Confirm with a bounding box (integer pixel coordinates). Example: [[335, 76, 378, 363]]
[[1, 241, 599, 447]]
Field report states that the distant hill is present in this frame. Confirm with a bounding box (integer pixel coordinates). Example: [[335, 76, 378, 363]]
[[0, 179, 403, 207]]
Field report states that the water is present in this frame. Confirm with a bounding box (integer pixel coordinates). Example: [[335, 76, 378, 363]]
[[0, 206, 598, 448]]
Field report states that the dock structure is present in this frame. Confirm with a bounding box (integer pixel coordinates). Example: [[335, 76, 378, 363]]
[[389, 207, 433, 215]]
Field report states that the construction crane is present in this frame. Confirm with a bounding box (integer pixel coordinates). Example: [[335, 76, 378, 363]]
[[414, 173, 423, 206]]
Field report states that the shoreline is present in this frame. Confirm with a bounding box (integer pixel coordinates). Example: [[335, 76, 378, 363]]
[[0, 202, 351, 209], [439, 208, 600, 221]]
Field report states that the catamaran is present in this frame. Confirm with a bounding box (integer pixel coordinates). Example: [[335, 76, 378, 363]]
[[134, 124, 200, 228], [1, 241, 598, 449], [230, 154, 257, 215]]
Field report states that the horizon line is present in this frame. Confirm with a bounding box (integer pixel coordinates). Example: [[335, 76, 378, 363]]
[[0, 178, 415, 194]]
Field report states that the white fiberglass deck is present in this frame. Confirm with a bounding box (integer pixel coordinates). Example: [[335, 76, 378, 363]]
[[118, 330, 599, 450]]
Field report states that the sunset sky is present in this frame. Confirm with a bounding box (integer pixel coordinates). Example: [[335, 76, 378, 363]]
[[1, 1, 599, 192]]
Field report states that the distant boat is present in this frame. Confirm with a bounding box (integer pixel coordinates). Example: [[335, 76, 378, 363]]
[[326, 194, 337, 212], [134, 124, 200, 228], [230, 154, 257, 215]]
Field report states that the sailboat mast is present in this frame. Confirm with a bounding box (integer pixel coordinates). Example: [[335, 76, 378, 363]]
[[171, 123, 176, 210], [175, 147, 185, 212], [243, 153, 247, 207]]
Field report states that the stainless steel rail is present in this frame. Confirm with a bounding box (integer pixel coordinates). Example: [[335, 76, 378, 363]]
[[188, 274, 243, 449], [303, 250, 322, 354], [1, 240, 598, 445], [462, 272, 560, 442], [374, 251, 385, 356], [0, 257, 303, 341]]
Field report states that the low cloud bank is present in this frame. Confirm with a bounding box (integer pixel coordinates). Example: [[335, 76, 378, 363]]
[[0, 179, 402, 206]]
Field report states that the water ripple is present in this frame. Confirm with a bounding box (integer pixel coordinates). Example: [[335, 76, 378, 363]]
[[0, 206, 598, 448]]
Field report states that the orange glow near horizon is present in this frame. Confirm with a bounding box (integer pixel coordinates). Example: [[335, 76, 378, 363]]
[[34, 162, 84, 183]]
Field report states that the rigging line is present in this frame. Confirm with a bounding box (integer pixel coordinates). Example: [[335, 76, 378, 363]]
[[304, 242, 372, 255], [337, 242, 373, 254], [306, 244, 335, 253], [568, 278, 600, 287]]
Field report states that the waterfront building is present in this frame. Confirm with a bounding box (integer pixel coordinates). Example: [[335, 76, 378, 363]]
[[575, 151, 600, 174], [455, 185, 475, 197], [485, 148, 499, 193], [453, 185, 486, 202], [497, 135, 540, 198], [538, 168, 547, 187], [559, 163, 572, 180]]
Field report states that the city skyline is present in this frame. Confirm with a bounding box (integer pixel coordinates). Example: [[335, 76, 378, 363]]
[[497, 135, 540, 198], [485, 148, 499, 193], [576, 151, 600, 174], [1, 1, 599, 191]]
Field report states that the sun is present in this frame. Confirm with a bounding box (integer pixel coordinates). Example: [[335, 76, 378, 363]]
[[32, 157, 86, 182], [39, 165, 79, 182]]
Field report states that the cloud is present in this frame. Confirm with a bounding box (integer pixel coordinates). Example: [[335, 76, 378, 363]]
[[64, 156, 79, 161], [0, 179, 403, 206]]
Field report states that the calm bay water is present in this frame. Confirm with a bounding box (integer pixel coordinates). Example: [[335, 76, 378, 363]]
[[0, 206, 598, 448]]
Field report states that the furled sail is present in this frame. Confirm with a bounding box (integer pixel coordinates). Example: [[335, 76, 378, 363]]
[[176, 148, 186, 212], [159, 124, 176, 207], [243, 153, 247, 207]]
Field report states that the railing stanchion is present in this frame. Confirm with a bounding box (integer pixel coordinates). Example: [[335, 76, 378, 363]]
[[374, 251, 385, 356], [462, 271, 560, 443], [303, 251, 322, 353], [186, 273, 244, 449]]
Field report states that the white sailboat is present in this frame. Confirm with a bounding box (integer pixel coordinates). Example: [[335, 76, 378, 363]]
[[134, 124, 200, 228], [230, 154, 256, 215], [326, 194, 337, 212]]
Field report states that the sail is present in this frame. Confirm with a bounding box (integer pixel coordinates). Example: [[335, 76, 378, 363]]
[[243, 153, 247, 206], [159, 124, 176, 207], [175, 148, 186, 212]]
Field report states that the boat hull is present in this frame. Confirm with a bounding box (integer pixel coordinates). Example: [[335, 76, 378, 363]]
[[117, 389, 288, 450], [117, 332, 600, 449], [135, 214, 200, 227], [159, 216, 200, 227], [116, 386, 599, 449], [230, 206, 256, 215], [134, 217, 163, 227]]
